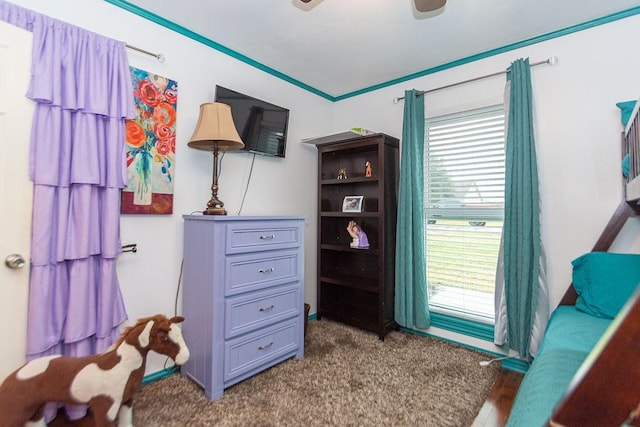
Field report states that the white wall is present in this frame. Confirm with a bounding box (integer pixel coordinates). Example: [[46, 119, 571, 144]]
[[9, 0, 334, 374], [7, 0, 640, 369], [333, 14, 640, 351]]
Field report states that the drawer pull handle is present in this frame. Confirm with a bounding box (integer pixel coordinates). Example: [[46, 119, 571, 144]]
[[259, 305, 275, 312], [258, 342, 273, 351], [258, 267, 275, 274], [259, 234, 276, 240]]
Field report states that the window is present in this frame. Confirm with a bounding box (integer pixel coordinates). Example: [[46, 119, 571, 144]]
[[424, 105, 505, 325]]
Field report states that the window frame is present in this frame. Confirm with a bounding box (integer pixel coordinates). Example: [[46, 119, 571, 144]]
[[423, 104, 506, 340]]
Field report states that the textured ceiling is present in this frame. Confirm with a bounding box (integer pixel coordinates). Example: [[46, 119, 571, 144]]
[[113, 0, 640, 99]]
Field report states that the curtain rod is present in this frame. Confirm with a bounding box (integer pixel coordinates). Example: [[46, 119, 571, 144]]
[[126, 43, 165, 63], [392, 56, 558, 103]]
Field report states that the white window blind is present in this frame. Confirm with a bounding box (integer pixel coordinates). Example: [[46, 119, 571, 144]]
[[257, 122, 284, 154], [424, 105, 505, 324]]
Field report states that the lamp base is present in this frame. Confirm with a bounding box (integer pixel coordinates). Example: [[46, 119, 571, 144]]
[[203, 206, 227, 215]]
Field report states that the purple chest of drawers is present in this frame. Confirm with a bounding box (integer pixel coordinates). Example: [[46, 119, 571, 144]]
[[181, 215, 305, 400]]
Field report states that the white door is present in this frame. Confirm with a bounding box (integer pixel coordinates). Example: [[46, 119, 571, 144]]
[[0, 21, 34, 379]]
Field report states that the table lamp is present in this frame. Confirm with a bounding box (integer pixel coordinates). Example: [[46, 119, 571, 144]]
[[188, 102, 244, 215]]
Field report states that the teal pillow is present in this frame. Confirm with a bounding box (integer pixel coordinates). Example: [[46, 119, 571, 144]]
[[623, 153, 630, 178], [616, 100, 637, 127], [617, 101, 636, 175], [572, 252, 640, 319]]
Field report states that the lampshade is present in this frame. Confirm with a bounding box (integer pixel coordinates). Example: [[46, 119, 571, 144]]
[[188, 102, 245, 152]]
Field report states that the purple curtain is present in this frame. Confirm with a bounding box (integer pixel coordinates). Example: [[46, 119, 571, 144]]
[[0, 1, 133, 362]]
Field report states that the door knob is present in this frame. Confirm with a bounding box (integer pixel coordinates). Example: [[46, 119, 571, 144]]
[[5, 254, 25, 269]]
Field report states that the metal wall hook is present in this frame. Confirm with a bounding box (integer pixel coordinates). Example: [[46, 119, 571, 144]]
[[122, 244, 138, 253]]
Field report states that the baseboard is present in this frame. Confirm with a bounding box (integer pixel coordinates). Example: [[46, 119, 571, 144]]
[[142, 366, 179, 385], [501, 358, 530, 373]]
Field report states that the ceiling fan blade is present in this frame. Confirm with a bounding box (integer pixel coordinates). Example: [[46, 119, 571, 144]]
[[414, 0, 446, 12]]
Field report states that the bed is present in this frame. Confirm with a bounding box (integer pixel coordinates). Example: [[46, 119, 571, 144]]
[[506, 100, 640, 426], [550, 287, 640, 426]]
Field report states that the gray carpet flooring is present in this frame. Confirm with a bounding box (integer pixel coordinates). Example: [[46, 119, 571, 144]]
[[131, 319, 499, 426]]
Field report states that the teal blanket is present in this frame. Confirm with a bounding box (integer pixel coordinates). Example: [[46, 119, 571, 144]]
[[506, 306, 611, 426]]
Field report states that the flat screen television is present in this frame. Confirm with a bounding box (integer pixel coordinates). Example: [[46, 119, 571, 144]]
[[214, 85, 290, 158]]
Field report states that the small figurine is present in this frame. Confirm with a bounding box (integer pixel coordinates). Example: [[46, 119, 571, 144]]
[[365, 161, 372, 177], [337, 167, 347, 179], [346, 220, 370, 249]]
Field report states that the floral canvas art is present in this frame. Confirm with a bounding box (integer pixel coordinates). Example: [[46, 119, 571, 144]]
[[121, 67, 177, 214]]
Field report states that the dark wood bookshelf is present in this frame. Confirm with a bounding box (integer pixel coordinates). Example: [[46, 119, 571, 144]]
[[315, 133, 399, 340]]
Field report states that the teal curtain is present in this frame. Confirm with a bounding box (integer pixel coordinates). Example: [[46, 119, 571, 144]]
[[504, 58, 541, 358], [395, 89, 429, 329]]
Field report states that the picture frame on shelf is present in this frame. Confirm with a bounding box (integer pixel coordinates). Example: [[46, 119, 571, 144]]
[[342, 195, 364, 213]]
